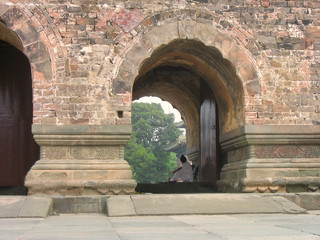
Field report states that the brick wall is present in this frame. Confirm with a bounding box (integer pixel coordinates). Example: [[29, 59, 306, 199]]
[[0, 0, 319, 128]]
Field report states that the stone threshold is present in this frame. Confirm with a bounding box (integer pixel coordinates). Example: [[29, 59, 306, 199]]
[[1, 193, 319, 218]]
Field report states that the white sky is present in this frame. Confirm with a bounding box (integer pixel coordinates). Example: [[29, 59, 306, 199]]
[[134, 96, 182, 123]]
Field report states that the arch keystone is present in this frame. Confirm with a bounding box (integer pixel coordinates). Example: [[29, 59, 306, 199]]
[[139, 22, 179, 53]]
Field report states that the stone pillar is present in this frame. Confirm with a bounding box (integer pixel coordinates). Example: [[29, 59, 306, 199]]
[[217, 125, 320, 193], [25, 124, 137, 195]]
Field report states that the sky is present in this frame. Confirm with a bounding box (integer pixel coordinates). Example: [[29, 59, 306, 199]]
[[133, 96, 182, 123]]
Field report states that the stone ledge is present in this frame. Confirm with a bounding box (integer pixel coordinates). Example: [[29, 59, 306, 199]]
[[54, 194, 311, 216], [221, 125, 320, 150], [127, 194, 307, 216], [32, 124, 132, 135], [32, 124, 132, 146], [263, 193, 320, 210]]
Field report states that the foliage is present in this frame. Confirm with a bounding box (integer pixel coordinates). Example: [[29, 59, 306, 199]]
[[125, 102, 182, 183]]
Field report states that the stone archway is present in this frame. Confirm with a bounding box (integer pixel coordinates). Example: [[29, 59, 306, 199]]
[[111, 10, 260, 187], [113, 15, 319, 193], [113, 14, 320, 193], [130, 38, 246, 186]]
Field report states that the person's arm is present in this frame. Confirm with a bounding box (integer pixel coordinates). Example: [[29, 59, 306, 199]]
[[173, 166, 182, 173]]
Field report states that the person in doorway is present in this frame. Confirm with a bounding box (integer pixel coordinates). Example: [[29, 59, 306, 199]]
[[170, 155, 193, 182]]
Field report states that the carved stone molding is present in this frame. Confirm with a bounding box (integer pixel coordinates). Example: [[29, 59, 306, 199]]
[[220, 125, 320, 151], [254, 145, 320, 159], [32, 124, 132, 146], [218, 177, 320, 193], [44, 147, 69, 160], [71, 146, 119, 160]]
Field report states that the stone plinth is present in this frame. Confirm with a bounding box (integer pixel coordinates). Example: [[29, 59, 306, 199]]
[[217, 125, 320, 193], [25, 125, 136, 196]]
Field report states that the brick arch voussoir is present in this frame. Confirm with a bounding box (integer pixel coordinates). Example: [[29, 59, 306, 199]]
[[113, 10, 277, 132], [0, 3, 62, 83], [139, 9, 263, 72], [114, 8, 266, 96]]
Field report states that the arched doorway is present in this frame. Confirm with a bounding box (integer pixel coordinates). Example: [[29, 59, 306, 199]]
[[129, 39, 241, 187], [0, 39, 39, 188]]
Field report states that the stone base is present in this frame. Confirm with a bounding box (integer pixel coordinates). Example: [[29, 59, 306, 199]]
[[25, 124, 137, 196], [25, 159, 137, 195], [219, 125, 320, 193]]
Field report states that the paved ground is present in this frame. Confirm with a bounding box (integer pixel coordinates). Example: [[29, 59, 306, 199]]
[[1, 212, 320, 240]]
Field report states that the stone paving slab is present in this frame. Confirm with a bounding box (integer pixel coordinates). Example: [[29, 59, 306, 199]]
[[18, 197, 52, 218], [106, 195, 136, 217], [0, 196, 25, 218], [171, 214, 320, 240], [0, 196, 52, 218], [1, 213, 319, 240]]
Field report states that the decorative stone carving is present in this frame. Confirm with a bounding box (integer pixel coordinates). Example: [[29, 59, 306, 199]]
[[71, 146, 119, 160], [255, 145, 320, 159], [44, 147, 69, 159], [72, 147, 95, 160], [96, 147, 119, 159], [218, 177, 320, 193]]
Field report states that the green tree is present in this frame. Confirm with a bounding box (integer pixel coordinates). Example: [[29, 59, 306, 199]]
[[125, 102, 182, 183]]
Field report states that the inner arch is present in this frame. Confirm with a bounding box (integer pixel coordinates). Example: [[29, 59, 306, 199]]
[[133, 39, 244, 134]]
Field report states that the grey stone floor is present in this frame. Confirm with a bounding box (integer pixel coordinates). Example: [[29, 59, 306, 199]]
[[1, 212, 320, 240]]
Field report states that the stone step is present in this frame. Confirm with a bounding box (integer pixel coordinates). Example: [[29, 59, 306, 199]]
[[2, 193, 319, 218], [106, 194, 308, 217]]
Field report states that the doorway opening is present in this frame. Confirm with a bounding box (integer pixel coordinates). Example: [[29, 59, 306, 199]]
[[0, 40, 40, 195], [114, 38, 244, 193], [125, 98, 183, 184], [132, 65, 220, 193]]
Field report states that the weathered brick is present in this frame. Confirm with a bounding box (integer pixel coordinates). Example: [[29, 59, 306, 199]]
[[0, 0, 318, 128]]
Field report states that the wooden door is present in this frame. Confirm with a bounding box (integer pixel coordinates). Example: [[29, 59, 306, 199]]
[[200, 81, 218, 184], [0, 41, 40, 186]]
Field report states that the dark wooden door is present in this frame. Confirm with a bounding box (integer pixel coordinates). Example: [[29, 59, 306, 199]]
[[0, 41, 40, 186], [200, 81, 218, 184]]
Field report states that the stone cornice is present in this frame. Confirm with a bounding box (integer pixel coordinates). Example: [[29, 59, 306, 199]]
[[32, 124, 132, 146], [220, 125, 320, 151]]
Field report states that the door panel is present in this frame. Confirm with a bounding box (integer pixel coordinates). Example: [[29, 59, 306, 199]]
[[200, 81, 218, 184], [0, 42, 40, 186]]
